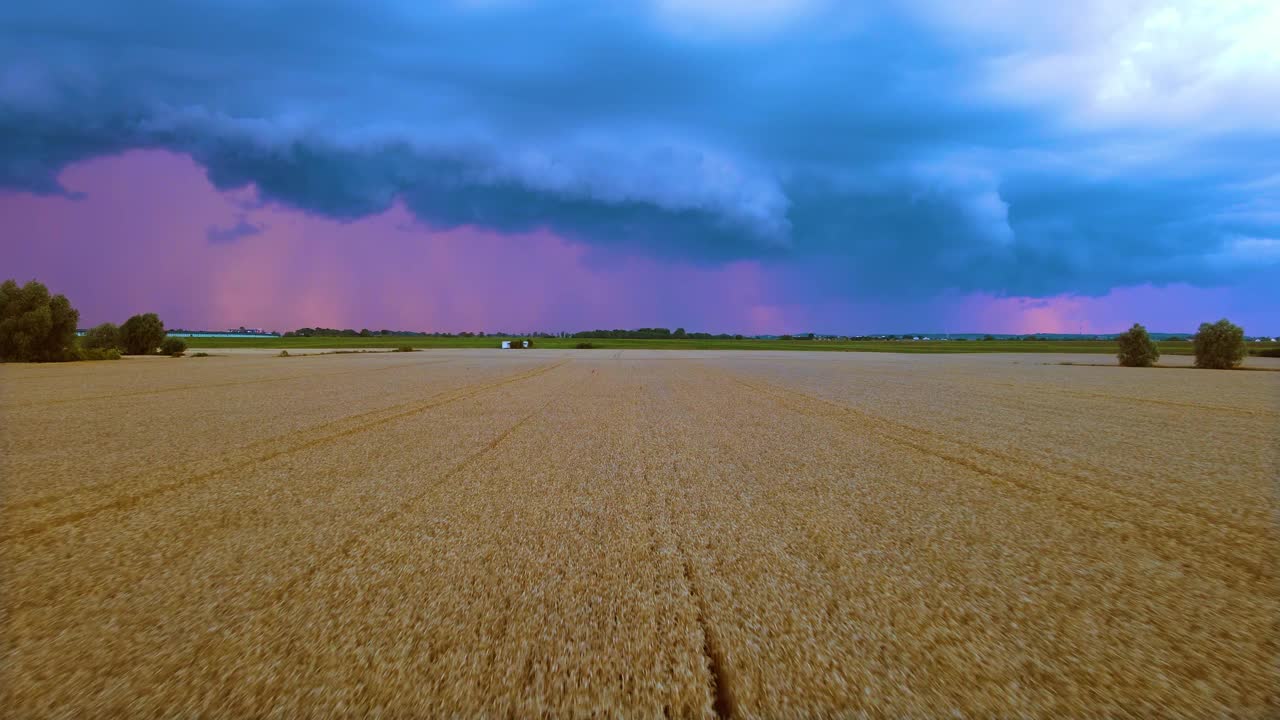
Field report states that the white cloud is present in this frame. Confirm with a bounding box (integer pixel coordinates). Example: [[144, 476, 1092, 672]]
[[913, 0, 1280, 130], [910, 156, 1015, 246], [1224, 236, 1280, 261]]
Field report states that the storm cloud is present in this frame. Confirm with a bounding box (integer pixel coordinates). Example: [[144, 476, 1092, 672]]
[[2, 0, 1277, 301]]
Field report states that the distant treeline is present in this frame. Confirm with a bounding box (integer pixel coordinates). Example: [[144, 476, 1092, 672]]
[[276, 327, 1264, 342], [572, 328, 746, 340], [285, 326, 750, 339], [287, 328, 431, 338], [284, 327, 561, 338]]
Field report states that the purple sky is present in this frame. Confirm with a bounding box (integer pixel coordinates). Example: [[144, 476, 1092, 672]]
[[3, 152, 781, 334], [3, 150, 1272, 335]]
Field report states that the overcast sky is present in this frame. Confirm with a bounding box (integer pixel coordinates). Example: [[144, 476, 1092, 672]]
[[2, 1, 1277, 333]]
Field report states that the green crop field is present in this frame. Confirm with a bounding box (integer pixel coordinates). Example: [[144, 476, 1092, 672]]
[[181, 335, 1280, 355]]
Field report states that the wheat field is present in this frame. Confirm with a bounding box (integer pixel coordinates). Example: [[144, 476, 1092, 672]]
[[2, 349, 1277, 718]]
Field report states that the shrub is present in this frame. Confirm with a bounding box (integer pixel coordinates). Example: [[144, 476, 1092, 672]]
[[120, 313, 166, 355], [81, 322, 122, 350], [0, 279, 80, 362], [575, 342, 596, 349], [1193, 319, 1246, 369], [159, 337, 188, 356], [277, 350, 290, 357], [192, 352, 210, 358], [393, 346, 415, 352], [73, 347, 121, 361], [1116, 323, 1159, 367]]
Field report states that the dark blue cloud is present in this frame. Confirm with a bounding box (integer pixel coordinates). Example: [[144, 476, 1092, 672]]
[[206, 216, 263, 244], [1, 0, 1276, 298]]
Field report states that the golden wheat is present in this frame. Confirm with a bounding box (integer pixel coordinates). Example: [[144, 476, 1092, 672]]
[[2, 350, 1276, 718]]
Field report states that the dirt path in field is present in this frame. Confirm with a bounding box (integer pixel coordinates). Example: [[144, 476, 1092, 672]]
[[2, 350, 1277, 718]]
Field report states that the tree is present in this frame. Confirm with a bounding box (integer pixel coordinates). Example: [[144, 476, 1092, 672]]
[[674, 327, 687, 338], [0, 279, 80, 362], [1193, 318, 1246, 369], [81, 322, 122, 350], [159, 337, 188, 356], [1116, 323, 1159, 367], [120, 313, 166, 355]]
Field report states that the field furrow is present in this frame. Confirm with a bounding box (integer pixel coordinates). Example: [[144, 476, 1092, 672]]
[[1, 357, 559, 514], [725, 375, 1275, 582]]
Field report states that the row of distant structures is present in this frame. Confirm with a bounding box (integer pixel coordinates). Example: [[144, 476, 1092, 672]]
[[165, 327, 280, 338], [75, 326, 281, 338]]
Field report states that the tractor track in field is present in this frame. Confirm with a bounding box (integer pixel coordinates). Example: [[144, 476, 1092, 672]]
[[628, 364, 736, 720], [744, 374, 1275, 540], [716, 367, 1272, 541], [982, 380, 1278, 417], [254, 393, 559, 621], [663, 482, 735, 720], [229, 365, 605, 704], [728, 374, 1274, 584], [726, 359, 1277, 424], [1, 357, 454, 409], [4, 378, 571, 619], [223, 361, 560, 452], [682, 552, 735, 720], [1, 360, 569, 542], [4, 359, 554, 514]]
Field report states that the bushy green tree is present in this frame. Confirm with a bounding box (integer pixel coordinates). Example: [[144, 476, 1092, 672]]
[[74, 347, 121, 361], [1116, 323, 1159, 367], [159, 337, 187, 356], [1193, 319, 1246, 369], [120, 313, 166, 355], [81, 322, 122, 350], [0, 279, 80, 362]]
